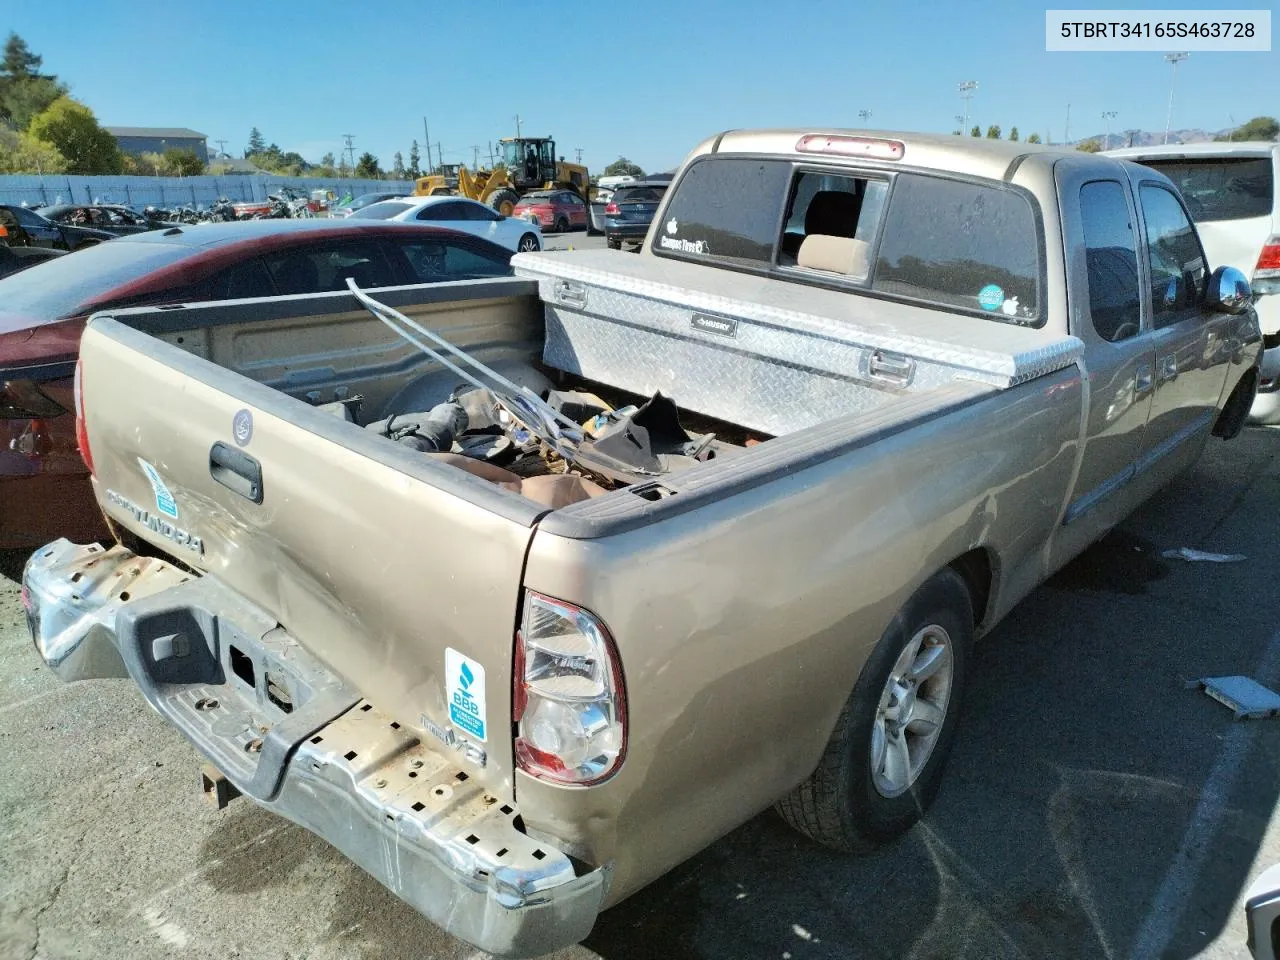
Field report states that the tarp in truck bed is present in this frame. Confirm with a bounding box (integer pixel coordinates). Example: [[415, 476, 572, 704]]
[[513, 250, 1082, 437]]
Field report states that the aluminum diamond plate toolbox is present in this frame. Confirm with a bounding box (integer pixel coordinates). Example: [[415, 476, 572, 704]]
[[513, 250, 1082, 437]]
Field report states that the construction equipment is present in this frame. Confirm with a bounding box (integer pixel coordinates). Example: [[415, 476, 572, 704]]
[[413, 137, 589, 216]]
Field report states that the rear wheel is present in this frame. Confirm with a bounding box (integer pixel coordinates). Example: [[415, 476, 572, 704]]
[[606, 237, 622, 249], [555, 217, 569, 234], [775, 568, 973, 851], [488, 189, 520, 217], [517, 232, 540, 253]]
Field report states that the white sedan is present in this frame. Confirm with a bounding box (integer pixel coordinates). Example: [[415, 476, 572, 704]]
[[350, 196, 542, 253]]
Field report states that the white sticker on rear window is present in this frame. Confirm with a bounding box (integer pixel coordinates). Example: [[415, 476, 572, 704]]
[[446, 648, 487, 742]]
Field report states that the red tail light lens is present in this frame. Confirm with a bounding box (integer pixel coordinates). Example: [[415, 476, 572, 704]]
[[73, 359, 93, 475], [1256, 239, 1280, 274], [514, 591, 626, 785], [604, 202, 619, 215]]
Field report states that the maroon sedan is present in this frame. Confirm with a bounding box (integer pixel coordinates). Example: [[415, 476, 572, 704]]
[[0, 219, 515, 548], [511, 190, 588, 233]]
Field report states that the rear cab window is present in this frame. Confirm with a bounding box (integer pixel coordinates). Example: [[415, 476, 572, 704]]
[[653, 155, 1043, 325], [1138, 157, 1274, 222]]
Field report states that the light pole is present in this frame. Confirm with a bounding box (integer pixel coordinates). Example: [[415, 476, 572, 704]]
[[1163, 52, 1189, 144], [958, 81, 978, 133], [858, 108, 873, 126], [1101, 111, 1118, 150]]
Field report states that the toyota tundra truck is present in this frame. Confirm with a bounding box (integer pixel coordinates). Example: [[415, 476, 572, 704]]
[[23, 130, 1260, 957]]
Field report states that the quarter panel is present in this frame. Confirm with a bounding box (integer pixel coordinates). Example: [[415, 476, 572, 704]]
[[516, 369, 1083, 904]]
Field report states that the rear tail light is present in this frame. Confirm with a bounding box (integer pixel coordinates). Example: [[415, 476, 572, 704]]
[[604, 202, 619, 215], [0, 224, 8, 239], [796, 134, 905, 161], [1255, 238, 1280, 295], [514, 591, 626, 785], [73, 359, 93, 474]]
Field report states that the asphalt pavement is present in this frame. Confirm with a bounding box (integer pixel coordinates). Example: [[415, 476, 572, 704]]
[[3, 424, 1280, 960]]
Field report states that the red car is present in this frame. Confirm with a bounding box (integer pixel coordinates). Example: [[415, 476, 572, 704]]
[[511, 190, 588, 233], [0, 219, 515, 548]]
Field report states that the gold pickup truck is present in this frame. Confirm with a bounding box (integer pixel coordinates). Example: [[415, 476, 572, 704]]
[[23, 130, 1260, 957]]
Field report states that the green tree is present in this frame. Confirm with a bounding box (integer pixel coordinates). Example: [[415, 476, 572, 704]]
[[0, 33, 65, 130], [2, 32, 41, 77], [392, 151, 405, 178], [1216, 115, 1279, 142], [1009, 126, 1020, 142], [320, 151, 335, 167], [355, 151, 380, 179], [407, 140, 420, 179], [28, 97, 122, 174], [163, 147, 204, 176], [970, 125, 981, 137], [986, 125, 1001, 139], [603, 157, 644, 177], [1026, 132, 1042, 144], [0, 126, 67, 173], [246, 127, 266, 155], [1076, 138, 1103, 153]]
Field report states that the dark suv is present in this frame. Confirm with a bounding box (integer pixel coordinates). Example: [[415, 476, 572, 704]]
[[603, 181, 670, 250]]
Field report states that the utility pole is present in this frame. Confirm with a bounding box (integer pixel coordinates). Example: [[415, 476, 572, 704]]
[[575, 147, 583, 164], [958, 81, 978, 133], [1163, 52, 1189, 144], [954, 114, 966, 134], [514, 114, 522, 141], [342, 134, 356, 176], [1228, 114, 1237, 142], [470, 145, 482, 169], [423, 117, 432, 175], [1101, 111, 1117, 150], [436, 142, 442, 173], [488, 141, 495, 166], [214, 138, 228, 158], [1064, 103, 1071, 144], [858, 109, 873, 125]]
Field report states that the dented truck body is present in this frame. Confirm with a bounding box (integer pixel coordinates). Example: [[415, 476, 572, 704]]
[[24, 131, 1261, 956]]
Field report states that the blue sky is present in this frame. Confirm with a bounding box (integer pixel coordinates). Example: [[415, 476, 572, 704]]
[[10, 0, 1277, 175]]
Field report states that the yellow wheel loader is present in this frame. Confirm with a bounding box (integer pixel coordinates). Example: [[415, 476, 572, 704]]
[[413, 137, 588, 216]]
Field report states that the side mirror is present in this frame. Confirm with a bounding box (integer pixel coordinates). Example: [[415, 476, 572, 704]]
[[1206, 265, 1253, 315]]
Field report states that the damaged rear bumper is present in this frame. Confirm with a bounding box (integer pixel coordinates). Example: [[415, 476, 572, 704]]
[[23, 539, 606, 958]]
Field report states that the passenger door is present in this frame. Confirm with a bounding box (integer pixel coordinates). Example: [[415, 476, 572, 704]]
[[1130, 175, 1231, 483], [1054, 160, 1156, 547]]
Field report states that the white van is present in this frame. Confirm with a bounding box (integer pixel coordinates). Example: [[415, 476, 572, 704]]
[[1107, 141, 1279, 422]]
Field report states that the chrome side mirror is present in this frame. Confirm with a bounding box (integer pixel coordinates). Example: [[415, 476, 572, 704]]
[[1206, 265, 1253, 315]]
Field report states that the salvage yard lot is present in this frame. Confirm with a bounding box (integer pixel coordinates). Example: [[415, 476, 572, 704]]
[[2, 428, 1280, 960]]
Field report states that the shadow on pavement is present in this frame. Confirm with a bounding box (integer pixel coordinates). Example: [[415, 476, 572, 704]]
[[0, 548, 31, 585]]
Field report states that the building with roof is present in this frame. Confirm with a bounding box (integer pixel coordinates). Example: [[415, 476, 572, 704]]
[[104, 127, 208, 164]]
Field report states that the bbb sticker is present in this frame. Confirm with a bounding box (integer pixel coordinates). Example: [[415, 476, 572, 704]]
[[977, 284, 1004, 311], [446, 648, 487, 742], [137, 458, 179, 519]]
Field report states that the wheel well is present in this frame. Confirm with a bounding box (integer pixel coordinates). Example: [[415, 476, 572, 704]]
[[948, 548, 994, 627]]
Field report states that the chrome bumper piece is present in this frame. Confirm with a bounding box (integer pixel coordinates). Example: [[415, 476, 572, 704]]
[[23, 539, 605, 958]]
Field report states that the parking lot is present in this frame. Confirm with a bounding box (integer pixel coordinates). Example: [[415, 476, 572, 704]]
[[0, 425, 1277, 960]]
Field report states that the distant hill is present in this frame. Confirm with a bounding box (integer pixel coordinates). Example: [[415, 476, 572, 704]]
[[1072, 127, 1234, 148]]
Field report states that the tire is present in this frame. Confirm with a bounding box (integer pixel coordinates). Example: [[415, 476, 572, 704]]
[[607, 237, 622, 250], [555, 217, 569, 234], [516, 232, 540, 253], [488, 189, 520, 217], [775, 567, 973, 852]]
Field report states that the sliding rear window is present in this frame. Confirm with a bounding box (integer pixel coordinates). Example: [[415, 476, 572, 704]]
[[1137, 157, 1273, 222], [653, 158, 791, 265], [654, 156, 1042, 325]]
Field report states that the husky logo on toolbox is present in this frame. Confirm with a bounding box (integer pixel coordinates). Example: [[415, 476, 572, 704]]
[[691, 313, 738, 338], [446, 648, 487, 742], [137, 458, 178, 518]]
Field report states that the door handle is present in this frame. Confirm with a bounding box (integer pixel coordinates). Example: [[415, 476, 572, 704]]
[[209, 442, 264, 504], [1157, 354, 1178, 384], [1135, 363, 1154, 398]]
